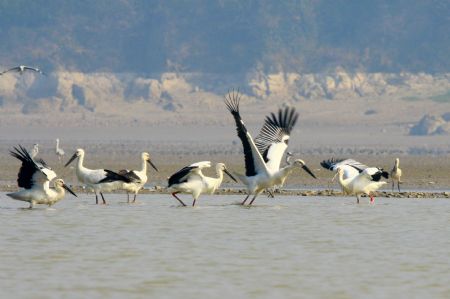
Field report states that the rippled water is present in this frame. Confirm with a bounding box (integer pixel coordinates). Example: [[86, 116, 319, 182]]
[[1, 193, 449, 299]]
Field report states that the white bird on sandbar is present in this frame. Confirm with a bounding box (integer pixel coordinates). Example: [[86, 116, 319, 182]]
[[0, 65, 46, 76], [64, 148, 132, 204], [6, 145, 77, 208], [167, 161, 237, 207], [321, 158, 389, 203], [118, 152, 159, 203], [224, 90, 316, 206], [30, 143, 39, 159], [55, 138, 65, 162], [390, 158, 402, 192]]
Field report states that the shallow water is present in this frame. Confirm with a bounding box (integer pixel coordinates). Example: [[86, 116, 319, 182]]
[[1, 193, 449, 299]]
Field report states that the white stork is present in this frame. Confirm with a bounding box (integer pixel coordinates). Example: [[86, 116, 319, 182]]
[[390, 158, 402, 192], [167, 161, 237, 207], [64, 148, 132, 204], [0, 65, 46, 76], [224, 90, 316, 206], [55, 138, 65, 162], [30, 143, 39, 159], [321, 158, 389, 203], [118, 152, 159, 203], [6, 145, 77, 208]]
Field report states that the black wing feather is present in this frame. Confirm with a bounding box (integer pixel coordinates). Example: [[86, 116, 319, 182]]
[[224, 89, 256, 176], [10, 145, 39, 189], [255, 106, 298, 162], [118, 169, 142, 183], [168, 166, 196, 187], [98, 169, 132, 183]]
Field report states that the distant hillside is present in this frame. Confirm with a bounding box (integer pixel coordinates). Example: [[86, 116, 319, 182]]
[[0, 0, 449, 74]]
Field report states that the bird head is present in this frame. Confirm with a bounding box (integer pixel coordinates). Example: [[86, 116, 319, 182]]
[[293, 159, 317, 179], [216, 163, 237, 182], [64, 148, 84, 167], [142, 152, 158, 171], [54, 179, 77, 197]]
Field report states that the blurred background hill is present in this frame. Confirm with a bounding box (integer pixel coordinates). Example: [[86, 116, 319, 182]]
[[0, 0, 449, 74]]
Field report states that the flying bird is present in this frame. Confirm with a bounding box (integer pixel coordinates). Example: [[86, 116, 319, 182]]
[[65, 148, 132, 204], [0, 65, 46, 76], [119, 152, 158, 203], [224, 90, 316, 206], [6, 145, 77, 208], [321, 158, 389, 203], [167, 161, 237, 206]]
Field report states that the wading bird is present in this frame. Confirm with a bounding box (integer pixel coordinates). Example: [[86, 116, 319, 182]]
[[65, 148, 131, 204], [321, 158, 389, 203], [224, 90, 316, 206], [390, 158, 402, 191], [0, 65, 45, 76], [55, 138, 65, 162], [30, 143, 39, 159], [7, 145, 77, 208], [167, 161, 237, 207], [119, 152, 159, 203]]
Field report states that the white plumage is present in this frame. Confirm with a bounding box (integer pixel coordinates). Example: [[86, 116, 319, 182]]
[[6, 145, 77, 208], [167, 161, 237, 206], [0, 65, 45, 76], [55, 138, 65, 162], [390, 158, 402, 191], [225, 90, 316, 206], [64, 148, 132, 204], [119, 152, 158, 203], [30, 143, 39, 159], [321, 158, 389, 203]]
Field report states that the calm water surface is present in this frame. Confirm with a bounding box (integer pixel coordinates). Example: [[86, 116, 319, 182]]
[[1, 193, 449, 299]]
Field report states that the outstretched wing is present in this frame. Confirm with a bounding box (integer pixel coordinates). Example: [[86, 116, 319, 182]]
[[254, 106, 298, 172], [167, 161, 211, 187], [24, 66, 45, 75], [320, 158, 368, 172], [224, 90, 268, 177], [10, 145, 56, 189], [0, 66, 19, 75]]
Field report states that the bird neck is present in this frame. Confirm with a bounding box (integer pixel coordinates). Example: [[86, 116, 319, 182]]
[[53, 186, 65, 201], [140, 158, 148, 174], [56, 140, 59, 148], [216, 168, 224, 182], [77, 154, 85, 170], [338, 171, 350, 187]]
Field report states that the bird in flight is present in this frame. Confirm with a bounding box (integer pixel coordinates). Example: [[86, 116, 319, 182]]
[[0, 65, 46, 76]]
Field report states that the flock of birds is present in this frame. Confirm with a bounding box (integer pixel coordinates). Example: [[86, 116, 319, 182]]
[[3, 82, 403, 208]]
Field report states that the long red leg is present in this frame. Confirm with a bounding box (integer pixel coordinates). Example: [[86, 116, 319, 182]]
[[370, 195, 374, 203], [249, 194, 258, 205], [172, 192, 187, 206], [241, 195, 250, 205]]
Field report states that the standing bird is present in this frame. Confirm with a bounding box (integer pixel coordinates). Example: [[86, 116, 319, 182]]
[[390, 158, 402, 192], [321, 158, 389, 203], [0, 65, 45, 76], [64, 149, 131, 204], [55, 138, 65, 162], [30, 143, 39, 159], [224, 90, 316, 206], [118, 152, 159, 203], [6, 145, 77, 208], [167, 161, 237, 207]]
